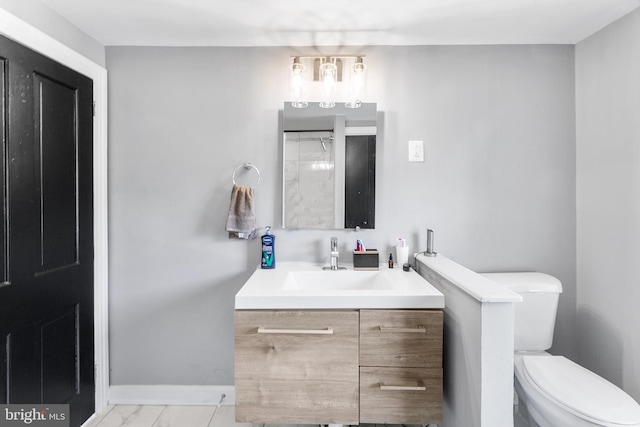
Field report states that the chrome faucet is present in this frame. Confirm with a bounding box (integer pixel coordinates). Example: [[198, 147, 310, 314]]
[[330, 237, 339, 269], [323, 237, 346, 270]]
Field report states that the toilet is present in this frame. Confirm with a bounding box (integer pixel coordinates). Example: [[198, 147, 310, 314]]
[[483, 272, 640, 427]]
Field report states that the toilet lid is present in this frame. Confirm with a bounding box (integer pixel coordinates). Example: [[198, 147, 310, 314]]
[[523, 355, 640, 426]]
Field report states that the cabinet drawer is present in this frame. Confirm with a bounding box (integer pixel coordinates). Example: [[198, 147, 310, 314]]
[[360, 366, 443, 425], [360, 309, 443, 368], [235, 310, 359, 425]]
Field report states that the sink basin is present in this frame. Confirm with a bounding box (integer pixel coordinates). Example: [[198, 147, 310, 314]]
[[282, 271, 394, 291], [235, 262, 445, 310]]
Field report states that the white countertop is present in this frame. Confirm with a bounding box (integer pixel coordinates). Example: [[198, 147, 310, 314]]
[[235, 262, 445, 310]]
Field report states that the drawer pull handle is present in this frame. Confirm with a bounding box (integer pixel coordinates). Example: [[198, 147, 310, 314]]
[[379, 383, 427, 391], [257, 327, 334, 335], [379, 326, 426, 333]]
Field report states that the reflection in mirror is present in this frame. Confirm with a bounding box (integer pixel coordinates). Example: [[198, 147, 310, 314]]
[[282, 102, 376, 229], [283, 130, 336, 228]]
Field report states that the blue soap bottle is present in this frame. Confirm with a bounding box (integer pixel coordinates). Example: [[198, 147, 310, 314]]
[[261, 226, 275, 269]]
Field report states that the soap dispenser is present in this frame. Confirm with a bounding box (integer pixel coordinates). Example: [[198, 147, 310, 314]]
[[261, 226, 275, 269], [396, 238, 409, 266]]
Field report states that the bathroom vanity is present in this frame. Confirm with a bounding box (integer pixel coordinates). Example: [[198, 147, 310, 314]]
[[234, 262, 444, 425]]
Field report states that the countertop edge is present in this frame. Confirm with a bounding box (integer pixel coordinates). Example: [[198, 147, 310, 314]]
[[416, 253, 522, 303]]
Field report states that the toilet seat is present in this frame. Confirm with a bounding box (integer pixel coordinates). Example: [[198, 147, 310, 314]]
[[522, 355, 640, 426]]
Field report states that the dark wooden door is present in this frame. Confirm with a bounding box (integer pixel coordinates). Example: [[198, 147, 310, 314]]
[[0, 34, 94, 427]]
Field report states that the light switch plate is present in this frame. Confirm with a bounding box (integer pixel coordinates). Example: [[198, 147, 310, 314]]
[[409, 140, 424, 162]]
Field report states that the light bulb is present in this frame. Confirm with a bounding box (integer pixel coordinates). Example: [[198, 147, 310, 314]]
[[346, 58, 367, 109], [290, 59, 307, 108], [319, 61, 337, 108]]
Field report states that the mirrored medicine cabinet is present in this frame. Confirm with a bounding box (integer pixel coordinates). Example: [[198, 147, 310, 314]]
[[282, 102, 377, 229]]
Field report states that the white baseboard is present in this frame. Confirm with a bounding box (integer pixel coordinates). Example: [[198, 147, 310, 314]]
[[108, 385, 235, 406]]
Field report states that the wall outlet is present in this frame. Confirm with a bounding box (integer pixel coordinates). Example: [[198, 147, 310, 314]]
[[409, 140, 424, 162]]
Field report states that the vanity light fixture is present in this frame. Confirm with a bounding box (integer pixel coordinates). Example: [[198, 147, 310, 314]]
[[289, 55, 367, 109]]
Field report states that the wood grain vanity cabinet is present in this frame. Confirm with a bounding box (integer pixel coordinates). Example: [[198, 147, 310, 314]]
[[234, 309, 442, 425], [359, 309, 443, 424], [235, 310, 360, 425]]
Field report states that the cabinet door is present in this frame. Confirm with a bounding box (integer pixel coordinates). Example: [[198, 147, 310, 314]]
[[360, 366, 443, 425], [235, 310, 359, 425], [360, 309, 443, 368]]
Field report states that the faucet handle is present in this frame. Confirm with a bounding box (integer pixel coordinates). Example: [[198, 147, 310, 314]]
[[425, 229, 437, 257], [330, 236, 338, 250]]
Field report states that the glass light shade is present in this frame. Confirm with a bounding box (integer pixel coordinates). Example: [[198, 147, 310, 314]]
[[319, 61, 337, 108], [345, 59, 367, 109], [290, 60, 307, 108]]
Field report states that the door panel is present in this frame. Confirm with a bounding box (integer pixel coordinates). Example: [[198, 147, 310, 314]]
[[41, 307, 79, 403], [7, 327, 40, 404], [0, 34, 94, 427], [7, 307, 79, 404], [35, 73, 80, 273]]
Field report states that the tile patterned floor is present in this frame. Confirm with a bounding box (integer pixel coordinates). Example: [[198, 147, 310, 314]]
[[83, 405, 431, 427]]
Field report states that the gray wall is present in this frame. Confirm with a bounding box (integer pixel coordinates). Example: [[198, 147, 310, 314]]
[[106, 44, 577, 385], [0, 0, 105, 66], [576, 8, 640, 401]]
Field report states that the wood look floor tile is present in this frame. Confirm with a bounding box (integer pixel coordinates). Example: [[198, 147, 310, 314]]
[[152, 405, 215, 427], [94, 405, 164, 427], [82, 405, 114, 427], [85, 405, 428, 427]]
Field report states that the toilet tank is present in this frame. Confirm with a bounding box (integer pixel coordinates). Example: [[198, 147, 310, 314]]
[[482, 272, 563, 351]]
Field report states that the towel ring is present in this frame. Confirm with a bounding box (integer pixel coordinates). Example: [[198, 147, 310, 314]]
[[232, 163, 261, 188]]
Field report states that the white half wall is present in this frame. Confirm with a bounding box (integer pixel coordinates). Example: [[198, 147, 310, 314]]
[[416, 254, 520, 427]]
